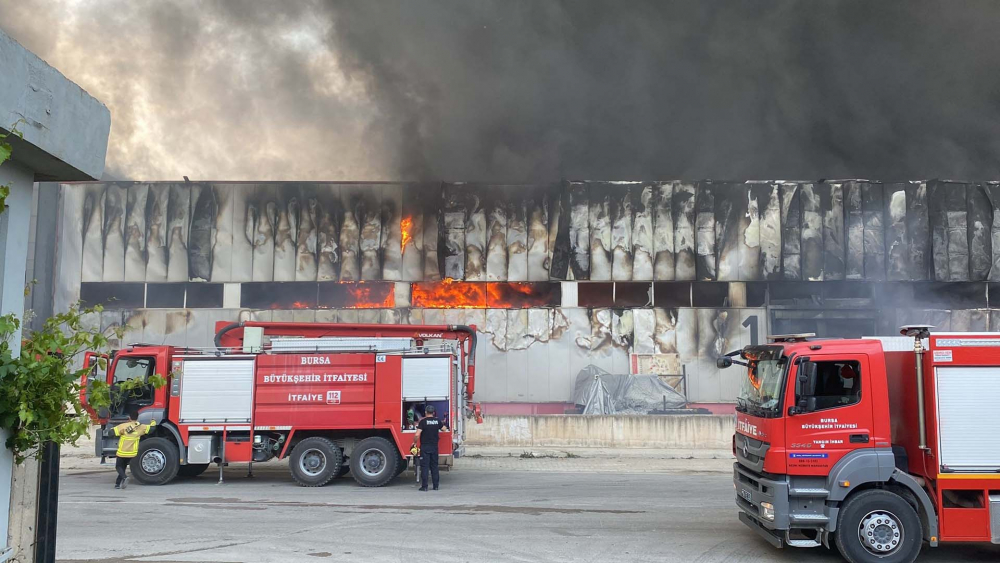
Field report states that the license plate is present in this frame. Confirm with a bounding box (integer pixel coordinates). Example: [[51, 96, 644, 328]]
[[739, 488, 753, 503]]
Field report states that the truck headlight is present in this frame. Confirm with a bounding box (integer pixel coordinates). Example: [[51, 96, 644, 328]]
[[760, 502, 775, 521]]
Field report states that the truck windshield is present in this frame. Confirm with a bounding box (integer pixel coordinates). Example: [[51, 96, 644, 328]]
[[736, 346, 787, 418]]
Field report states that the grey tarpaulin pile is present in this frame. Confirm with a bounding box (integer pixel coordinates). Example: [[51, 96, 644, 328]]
[[571, 365, 686, 415]]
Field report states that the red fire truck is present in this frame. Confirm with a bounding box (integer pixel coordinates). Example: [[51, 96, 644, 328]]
[[720, 326, 1000, 562], [82, 321, 481, 487]]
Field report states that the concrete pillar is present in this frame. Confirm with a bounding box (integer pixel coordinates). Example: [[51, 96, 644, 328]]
[[0, 161, 34, 562]]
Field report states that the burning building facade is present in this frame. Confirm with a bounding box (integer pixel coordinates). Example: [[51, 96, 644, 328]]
[[45, 180, 1000, 412]]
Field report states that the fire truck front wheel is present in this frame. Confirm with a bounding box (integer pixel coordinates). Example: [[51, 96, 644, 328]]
[[129, 437, 180, 486], [350, 437, 400, 487], [834, 490, 923, 563], [288, 437, 344, 487]]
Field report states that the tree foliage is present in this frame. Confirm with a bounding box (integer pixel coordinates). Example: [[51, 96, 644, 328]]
[[0, 121, 25, 212], [0, 304, 147, 463]]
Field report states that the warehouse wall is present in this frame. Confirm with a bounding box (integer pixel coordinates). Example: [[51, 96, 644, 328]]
[[48, 180, 1000, 405]]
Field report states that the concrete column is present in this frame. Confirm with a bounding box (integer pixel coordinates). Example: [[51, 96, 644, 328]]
[[0, 162, 35, 561]]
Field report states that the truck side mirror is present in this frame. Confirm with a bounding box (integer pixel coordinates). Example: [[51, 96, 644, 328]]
[[794, 361, 819, 414]]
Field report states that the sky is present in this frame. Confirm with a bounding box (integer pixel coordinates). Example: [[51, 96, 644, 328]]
[[3, 0, 1000, 183]]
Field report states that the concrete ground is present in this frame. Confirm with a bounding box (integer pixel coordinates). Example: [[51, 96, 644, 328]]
[[56, 453, 998, 563]]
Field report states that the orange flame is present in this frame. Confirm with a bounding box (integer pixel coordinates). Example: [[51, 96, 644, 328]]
[[400, 216, 414, 253], [409, 281, 560, 309], [346, 283, 395, 308], [411, 278, 487, 308]]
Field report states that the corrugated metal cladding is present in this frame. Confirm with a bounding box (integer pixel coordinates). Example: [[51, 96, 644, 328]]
[[51, 181, 1000, 405]]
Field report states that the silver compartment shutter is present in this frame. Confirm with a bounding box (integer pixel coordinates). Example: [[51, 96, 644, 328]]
[[402, 357, 451, 400], [936, 366, 1000, 471], [179, 359, 255, 423]]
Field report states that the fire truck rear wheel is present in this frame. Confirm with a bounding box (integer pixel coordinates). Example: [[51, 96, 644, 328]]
[[333, 463, 350, 479], [834, 490, 922, 563], [350, 437, 400, 487], [289, 437, 343, 487], [129, 437, 180, 486]]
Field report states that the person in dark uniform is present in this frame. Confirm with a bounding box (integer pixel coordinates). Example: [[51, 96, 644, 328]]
[[412, 404, 448, 491]]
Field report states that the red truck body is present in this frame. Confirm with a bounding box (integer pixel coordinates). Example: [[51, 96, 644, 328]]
[[731, 329, 1000, 562], [84, 321, 480, 488]]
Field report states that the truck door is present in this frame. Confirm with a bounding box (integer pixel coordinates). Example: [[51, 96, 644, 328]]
[[81, 352, 109, 423], [785, 354, 875, 476]]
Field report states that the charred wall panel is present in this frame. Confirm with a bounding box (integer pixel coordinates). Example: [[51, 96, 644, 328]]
[[696, 184, 717, 281], [338, 185, 363, 281], [316, 184, 343, 282], [210, 184, 234, 282], [358, 186, 383, 280], [715, 183, 741, 282], [611, 185, 634, 281], [294, 185, 320, 282], [800, 183, 823, 281], [101, 184, 126, 282], [862, 183, 885, 281], [822, 183, 846, 281], [527, 188, 551, 281], [463, 185, 487, 282], [968, 183, 993, 281], [589, 184, 613, 281], [652, 182, 674, 281], [124, 184, 148, 282], [188, 183, 216, 282], [166, 184, 191, 282], [845, 182, 864, 280], [380, 184, 404, 281], [230, 184, 254, 282], [780, 183, 801, 280], [906, 182, 930, 281], [251, 184, 277, 282], [567, 182, 591, 280], [632, 184, 655, 280], [884, 183, 909, 281], [549, 185, 572, 280]]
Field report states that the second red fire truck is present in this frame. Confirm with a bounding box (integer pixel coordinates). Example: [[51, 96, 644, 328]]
[[82, 321, 481, 487], [721, 326, 1000, 563]]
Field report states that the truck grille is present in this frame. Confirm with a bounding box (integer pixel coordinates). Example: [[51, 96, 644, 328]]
[[736, 435, 769, 473]]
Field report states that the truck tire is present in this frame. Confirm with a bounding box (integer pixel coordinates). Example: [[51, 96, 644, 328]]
[[129, 437, 180, 486], [289, 437, 343, 487], [350, 437, 400, 487], [177, 463, 209, 478], [834, 490, 923, 563], [333, 463, 350, 479], [395, 458, 409, 477]]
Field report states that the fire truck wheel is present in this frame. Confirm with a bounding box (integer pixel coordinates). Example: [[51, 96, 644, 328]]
[[350, 437, 400, 487], [129, 437, 180, 486], [177, 463, 209, 478], [288, 437, 343, 487], [395, 458, 409, 477], [333, 463, 350, 479], [834, 490, 922, 563]]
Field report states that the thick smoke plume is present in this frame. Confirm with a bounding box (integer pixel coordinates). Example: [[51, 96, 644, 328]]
[[3, 0, 1000, 182]]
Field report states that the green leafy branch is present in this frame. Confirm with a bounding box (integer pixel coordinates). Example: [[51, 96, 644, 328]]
[[0, 120, 25, 213], [0, 302, 135, 463]]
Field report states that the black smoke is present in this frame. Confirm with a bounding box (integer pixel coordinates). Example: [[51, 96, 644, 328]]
[[3, 0, 1000, 182]]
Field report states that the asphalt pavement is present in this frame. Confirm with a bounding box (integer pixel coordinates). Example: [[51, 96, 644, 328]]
[[55, 458, 999, 563]]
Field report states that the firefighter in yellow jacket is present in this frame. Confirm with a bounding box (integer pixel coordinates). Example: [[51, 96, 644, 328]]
[[112, 408, 155, 489]]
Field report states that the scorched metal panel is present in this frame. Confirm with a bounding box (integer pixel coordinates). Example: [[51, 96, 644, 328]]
[[936, 366, 1000, 471], [179, 359, 255, 423]]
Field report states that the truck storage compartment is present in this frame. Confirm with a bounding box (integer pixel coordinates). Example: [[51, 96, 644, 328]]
[[179, 358, 255, 424], [402, 356, 451, 400], [936, 366, 1000, 471]]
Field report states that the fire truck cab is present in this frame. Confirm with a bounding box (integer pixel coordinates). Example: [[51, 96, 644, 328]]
[[83, 321, 481, 488], [724, 326, 1000, 563]]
